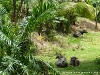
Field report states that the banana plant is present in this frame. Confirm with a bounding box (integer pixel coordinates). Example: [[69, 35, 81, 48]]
[[0, 4, 60, 75]]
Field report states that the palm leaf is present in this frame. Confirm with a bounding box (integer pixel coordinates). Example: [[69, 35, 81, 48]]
[[0, 31, 12, 46]]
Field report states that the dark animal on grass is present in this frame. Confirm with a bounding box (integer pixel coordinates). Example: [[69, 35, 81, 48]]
[[73, 31, 82, 38], [79, 29, 88, 35], [55, 54, 68, 68], [69, 57, 80, 66], [73, 29, 88, 38]]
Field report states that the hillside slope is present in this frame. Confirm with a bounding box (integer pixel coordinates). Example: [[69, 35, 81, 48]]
[[31, 19, 100, 75]]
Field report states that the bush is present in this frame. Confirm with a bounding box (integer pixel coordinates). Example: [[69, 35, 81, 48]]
[[53, 16, 70, 33], [58, 2, 95, 23], [58, 2, 77, 25], [75, 2, 95, 20]]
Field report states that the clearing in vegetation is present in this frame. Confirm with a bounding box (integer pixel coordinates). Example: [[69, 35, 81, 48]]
[[34, 20, 100, 75]]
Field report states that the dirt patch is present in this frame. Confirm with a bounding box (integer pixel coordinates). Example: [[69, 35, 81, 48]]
[[71, 18, 100, 32], [31, 18, 100, 54]]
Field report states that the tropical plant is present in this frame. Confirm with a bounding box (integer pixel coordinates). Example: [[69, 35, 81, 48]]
[[0, 0, 30, 23], [28, 0, 57, 35], [53, 16, 70, 33], [95, 1, 100, 23], [84, 0, 92, 5], [0, 5, 60, 75]]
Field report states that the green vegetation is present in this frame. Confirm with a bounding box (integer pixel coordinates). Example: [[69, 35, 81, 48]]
[[75, 2, 95, 20], [0, 0, 100, 75], [36, 32, 100, 75]]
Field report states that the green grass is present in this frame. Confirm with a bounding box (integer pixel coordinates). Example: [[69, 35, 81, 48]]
[[35, 31, 100, 75]]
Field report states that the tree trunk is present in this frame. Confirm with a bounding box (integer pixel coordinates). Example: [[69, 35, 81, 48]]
[[17, 0, 24, 20], [26, 3, 29, 16], [95, 1, 98, 29], [12, 0, 16, 23]]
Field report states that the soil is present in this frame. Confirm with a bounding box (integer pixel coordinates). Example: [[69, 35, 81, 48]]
[[71, 18, 100, 33]]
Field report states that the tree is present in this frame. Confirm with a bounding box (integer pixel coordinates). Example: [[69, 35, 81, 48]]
[[95, 0, 98, 29], [91, 0, 100, 29]]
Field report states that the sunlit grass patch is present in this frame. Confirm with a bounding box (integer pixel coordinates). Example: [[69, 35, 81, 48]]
[[35, 31, 100, 75]]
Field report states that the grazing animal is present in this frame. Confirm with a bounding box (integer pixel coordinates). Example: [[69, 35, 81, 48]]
[[55, 54, 68, 68], [73, 29, 88, 38], [70, 57, 80, 66], [79, 29, 88, 35], [73, 31, 82, 38]]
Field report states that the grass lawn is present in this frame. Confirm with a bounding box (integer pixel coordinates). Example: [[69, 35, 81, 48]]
[[35, 31, 100, 75]]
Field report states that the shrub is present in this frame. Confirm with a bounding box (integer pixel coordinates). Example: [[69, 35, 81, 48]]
[[58, 2, 95, 23], [58, 2, 77, 25], [53, 16, 70, 33], [75, 2, 95, 20]]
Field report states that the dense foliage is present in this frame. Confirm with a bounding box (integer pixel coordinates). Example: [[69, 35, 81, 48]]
[[75, 2, 95, 20], [58, 2, 95, 20], [0, 1, 60, 75], [0, 0, 100, 75]]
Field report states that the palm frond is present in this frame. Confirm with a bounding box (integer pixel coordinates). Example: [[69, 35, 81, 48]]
[[27, 0, 57, 32], [0, 1, 60, 75], [0, 31, 12, 46]]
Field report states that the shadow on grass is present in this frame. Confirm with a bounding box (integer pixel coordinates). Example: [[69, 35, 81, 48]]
[[56, 60, 100, 75]]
